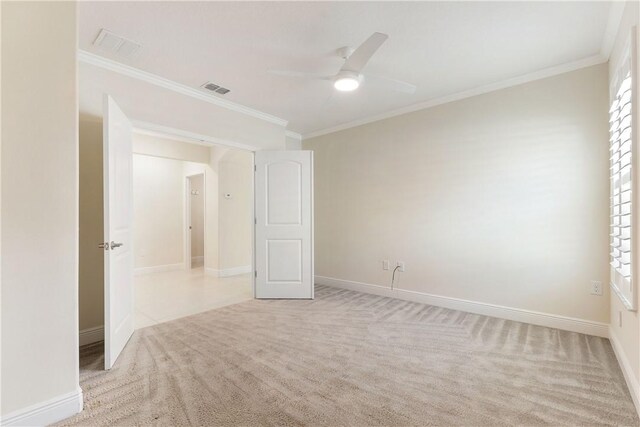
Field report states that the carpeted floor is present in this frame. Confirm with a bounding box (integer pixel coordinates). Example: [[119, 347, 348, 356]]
[[60, 285, 638, 426]]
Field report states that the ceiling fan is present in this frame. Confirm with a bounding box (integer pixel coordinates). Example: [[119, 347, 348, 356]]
[[268, 32, 417, 94]]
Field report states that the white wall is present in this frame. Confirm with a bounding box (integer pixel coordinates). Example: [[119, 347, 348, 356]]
[[1, 1, 81, 422], [608, 0, 640, 412], [189, 174, 205, 260], [304, 64, 609, 325], [133, 154, 185, 269]]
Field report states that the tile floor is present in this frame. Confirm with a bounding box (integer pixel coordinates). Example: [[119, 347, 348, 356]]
[[134, 267, 253, 329]]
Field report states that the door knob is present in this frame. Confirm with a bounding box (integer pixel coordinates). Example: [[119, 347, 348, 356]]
[[98, 242, 109, 250], [110, 241, 123, 250]]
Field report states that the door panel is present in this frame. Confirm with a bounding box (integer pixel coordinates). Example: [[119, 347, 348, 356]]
[[266, 161, 301, 225], [267, 239, 302, 282], [103, 95, 134, 369], [255, 151, 313, 299]]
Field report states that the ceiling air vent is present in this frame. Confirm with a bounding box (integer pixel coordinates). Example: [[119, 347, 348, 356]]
[[93, 29, 141, 58], [201, 82, 231, 95]]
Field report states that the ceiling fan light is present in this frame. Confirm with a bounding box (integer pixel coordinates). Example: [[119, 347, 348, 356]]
[[334, 76, 360, 91]]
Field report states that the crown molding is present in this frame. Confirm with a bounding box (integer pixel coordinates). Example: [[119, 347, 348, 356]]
[[285, 130, 302, 140], [302, 54, 607, 140], [601, 1, 626, 60], [78, 50, 288, 127]]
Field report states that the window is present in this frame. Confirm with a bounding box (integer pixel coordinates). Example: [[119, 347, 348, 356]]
[[610, 29, 637, 310]]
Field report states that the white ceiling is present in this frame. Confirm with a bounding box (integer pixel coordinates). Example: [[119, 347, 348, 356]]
[[79, 1, 616, 137]]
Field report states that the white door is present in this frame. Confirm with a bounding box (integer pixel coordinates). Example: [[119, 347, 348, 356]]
[[255, 151, 314, 299], [102, 95, 134, 369]]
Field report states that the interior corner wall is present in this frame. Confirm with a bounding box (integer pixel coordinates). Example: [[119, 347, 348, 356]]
[[1, 0, 81, 421], [608, 0, 640, 409], [304, 63, 610, 325]]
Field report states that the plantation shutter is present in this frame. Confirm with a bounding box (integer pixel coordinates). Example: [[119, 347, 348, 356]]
[[610, 30, 637, 310]]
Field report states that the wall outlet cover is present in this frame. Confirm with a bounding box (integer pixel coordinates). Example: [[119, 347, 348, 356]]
[[590, 280, 603, 296]]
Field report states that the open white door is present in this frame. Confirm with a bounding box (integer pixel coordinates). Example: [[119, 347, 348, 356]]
[[102, 95, 134, 369], [255, 151, 314, 299]]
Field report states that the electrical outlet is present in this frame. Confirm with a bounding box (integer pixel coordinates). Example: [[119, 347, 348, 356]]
[[382, 260, 390, 271], [590, 280, 603, 296], [396, 261, 405, 272]]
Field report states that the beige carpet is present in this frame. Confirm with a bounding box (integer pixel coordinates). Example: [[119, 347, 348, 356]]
[[60, 285, 638, 426]]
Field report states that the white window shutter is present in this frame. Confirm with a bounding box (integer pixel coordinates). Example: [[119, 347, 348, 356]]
[[610, 27, 637, 311]]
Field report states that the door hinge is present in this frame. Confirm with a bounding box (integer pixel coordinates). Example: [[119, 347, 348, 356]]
[[254, 165, 257, 172], [255, 270, 257, 278], [254, 217, 257, 225]]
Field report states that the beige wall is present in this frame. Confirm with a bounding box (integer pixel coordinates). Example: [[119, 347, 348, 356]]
[[133, 154, 185, 268], [218, 150, 254, 271], [304, 64, 609, 324], [609, 0, 640, 406], [189, 173, 205, 259], [1, 0, 80, 419]]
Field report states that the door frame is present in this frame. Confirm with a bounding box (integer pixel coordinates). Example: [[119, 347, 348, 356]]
[[184, 172, 206, 271]]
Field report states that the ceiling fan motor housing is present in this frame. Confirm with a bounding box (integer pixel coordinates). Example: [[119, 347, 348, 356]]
[[334, 70, 362, 91]]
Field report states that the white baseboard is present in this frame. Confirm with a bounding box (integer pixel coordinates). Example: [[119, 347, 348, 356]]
[[219, 265, 252, 277], [134, 263, 184, 276], [79, 325, 104, 346], [1, 388, 83, 426], [315, 276, 609, 338], [609, 327, 640, 417]]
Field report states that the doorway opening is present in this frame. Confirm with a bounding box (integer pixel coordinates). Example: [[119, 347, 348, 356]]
[[131, 130, 255, 330], [186, 173, 205, 269]]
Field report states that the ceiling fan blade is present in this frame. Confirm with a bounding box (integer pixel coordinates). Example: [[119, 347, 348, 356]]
[[365, 74, 417, 94], [341, 32, 389, 73], [267, 69, 332, 80]]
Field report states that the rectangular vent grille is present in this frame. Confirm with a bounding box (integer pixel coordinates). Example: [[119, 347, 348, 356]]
[[93, 29, 141, 58], [202, 82, 231, 95]]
